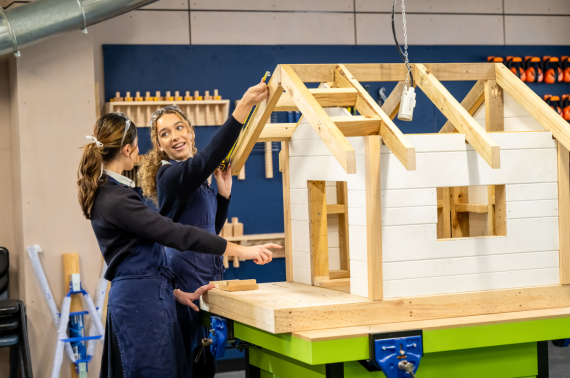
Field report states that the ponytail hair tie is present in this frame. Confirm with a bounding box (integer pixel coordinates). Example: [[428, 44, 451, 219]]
[[86, 135, 103, 148]]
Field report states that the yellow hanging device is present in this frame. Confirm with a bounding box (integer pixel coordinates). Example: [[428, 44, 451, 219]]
[[219, 71, 271, 172]]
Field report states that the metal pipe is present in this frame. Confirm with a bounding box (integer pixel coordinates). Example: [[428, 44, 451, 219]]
[[0, 0, 157, 57]]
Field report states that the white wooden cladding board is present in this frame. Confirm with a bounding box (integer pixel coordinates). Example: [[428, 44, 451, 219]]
[[386, 268, 559, 298], [348, 206, 438, 227], [356, 14, 504, 45], [383, 251, 559, 281], [348, 189, 437, 208], [291, 220, 310, 253], [505, 16, 570, 45], [348, 217, 560, 264], [507, 200, 558, 219], [190, 0, 355, 11], [290, 148, 557, 190], [355, 0, 503, 13], [506, 183, 559, 201], [190, 12, 355, 45], [293, 266, 311, 285], [350, 277, 369, 297]]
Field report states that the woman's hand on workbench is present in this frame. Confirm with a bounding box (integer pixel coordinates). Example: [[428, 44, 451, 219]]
[[232, 81, 269, 123], [173, 284, 215, 311], [214, 164, 232, 199], [224, 242, 280, 265]]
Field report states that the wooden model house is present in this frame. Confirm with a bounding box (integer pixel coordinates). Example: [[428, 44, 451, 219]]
[[203, 63, 570, 333]]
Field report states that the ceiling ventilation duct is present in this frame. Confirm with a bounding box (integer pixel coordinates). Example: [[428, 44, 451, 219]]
[[0, 0, 157, 57]]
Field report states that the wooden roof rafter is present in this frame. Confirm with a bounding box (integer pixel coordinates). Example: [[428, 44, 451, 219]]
[[414, 64, 501, 169], [334, 64, 416, 171]]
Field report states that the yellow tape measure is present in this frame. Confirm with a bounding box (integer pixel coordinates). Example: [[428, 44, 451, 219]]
[[219, 71, 271, 172]]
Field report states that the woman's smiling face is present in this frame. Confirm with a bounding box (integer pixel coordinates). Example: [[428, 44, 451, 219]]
[[157, 113, 194, 160]]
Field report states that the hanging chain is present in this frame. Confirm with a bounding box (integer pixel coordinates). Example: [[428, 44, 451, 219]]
[[401, 0, 411, 89]]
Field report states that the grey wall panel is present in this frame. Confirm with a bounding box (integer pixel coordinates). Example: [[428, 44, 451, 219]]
[[142, 0, 189, 10], [504, 0, 570, 15], [357, 13, 504, 45], [505, 15, 570, 45], [190, 0, 354, 12], [355, 0, 503, 14], [190, 11, 355, 44]]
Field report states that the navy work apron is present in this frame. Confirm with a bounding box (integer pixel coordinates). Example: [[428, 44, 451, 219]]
[[165, 176, 224, 375], [99, 178, 190, 378]]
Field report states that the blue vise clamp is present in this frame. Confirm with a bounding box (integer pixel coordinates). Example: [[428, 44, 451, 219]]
[[209, 316, 229, 358], [360, 330, 423, 378]]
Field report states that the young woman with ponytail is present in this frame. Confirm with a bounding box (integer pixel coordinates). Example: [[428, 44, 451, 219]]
[[138, 81, 275, 376], [77, 111, 275, 378]]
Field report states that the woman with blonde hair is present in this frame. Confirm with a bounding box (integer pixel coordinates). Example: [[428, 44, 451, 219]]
[[139, 81, 273, 376], [78, 111, 275, 377]]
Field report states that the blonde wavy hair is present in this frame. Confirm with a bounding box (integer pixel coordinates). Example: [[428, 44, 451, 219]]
[[139, 108, 197, 204]]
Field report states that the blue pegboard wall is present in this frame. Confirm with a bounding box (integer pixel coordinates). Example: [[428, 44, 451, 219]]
[[104, 45, 570, 285]]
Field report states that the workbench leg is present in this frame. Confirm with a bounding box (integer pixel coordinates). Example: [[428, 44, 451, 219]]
[[325, 363, 344, 378], [537, 341, 549, 378], [245, 348, 261, 378]]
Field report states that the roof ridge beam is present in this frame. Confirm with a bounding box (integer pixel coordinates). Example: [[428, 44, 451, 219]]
[[281, 65, 357, 174], [415, 64, 500, 169], [334, 64, 416, 171]]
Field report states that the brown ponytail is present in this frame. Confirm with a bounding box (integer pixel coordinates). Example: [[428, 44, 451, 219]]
[[77, 113, 137, 219], [139, 108, 196, 204]]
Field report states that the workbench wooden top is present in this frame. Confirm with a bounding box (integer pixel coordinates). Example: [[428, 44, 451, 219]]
[[200, 282, 570, 334]]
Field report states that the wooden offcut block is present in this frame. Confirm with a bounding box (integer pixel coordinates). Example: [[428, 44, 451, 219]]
[[210, 279, 259, 292]]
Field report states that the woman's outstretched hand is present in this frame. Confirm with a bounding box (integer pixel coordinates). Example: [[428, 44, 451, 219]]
[[173, 283, 216, 311], [214, 164, 232, 199], [224, 242, 280, 265], [232, 81, 269, 123]]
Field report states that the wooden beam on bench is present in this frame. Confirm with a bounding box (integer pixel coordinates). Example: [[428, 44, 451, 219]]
[[230, 65, 284, 175], [281, 65, 357, 174], [275, 88, 358, 111], [258, 123, 297, 142], [415, 64, 500, 169], [439, 80, 485, 133], [335, 64, 416, 171], [495, 63, 570, 151]]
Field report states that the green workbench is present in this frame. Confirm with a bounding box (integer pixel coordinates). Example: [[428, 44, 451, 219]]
[[231, 316, 570, 378]]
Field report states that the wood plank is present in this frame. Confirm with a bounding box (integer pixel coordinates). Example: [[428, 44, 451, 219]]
[[316, 278, 350, 288], [293, 306, 570, 342], [335, 64, 416, 171], [281, 65, 357, 174], [326, 204, 345, 214], [331, 116, 381, 136], [282, 142, 293, 282], [364, 136, 383, 301], [495, 185, 507, 236], [230, 65, 283, 175], [258, 123, 297, 142], [415, 64, 500, 169], [289, 63, 496, 83], [62, 253, 82, 312], [440, 80, 485, 133], [485, 80, 504, 132], [451, 187, 470, 237], [381, 81, 406, 120], [223, 233, 285, 242], [336, 182, 350, 271], [201, 282, 570, 334], [329, 269, 350, 279], [495, 63, 570, 151], [274, 88, 358, 111], [455, 203, 488, 213], [558, 142, 570, 284], [308, 181, 329, 282], [441, 187, 451, 238]]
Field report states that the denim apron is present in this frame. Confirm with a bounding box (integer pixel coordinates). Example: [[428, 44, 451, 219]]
[[164, 165, 224, 375], [99, 178, 189, 378]]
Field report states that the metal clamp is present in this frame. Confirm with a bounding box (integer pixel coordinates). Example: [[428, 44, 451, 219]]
[[0, 6, 20, 57], [359, 330, 423, 378]]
